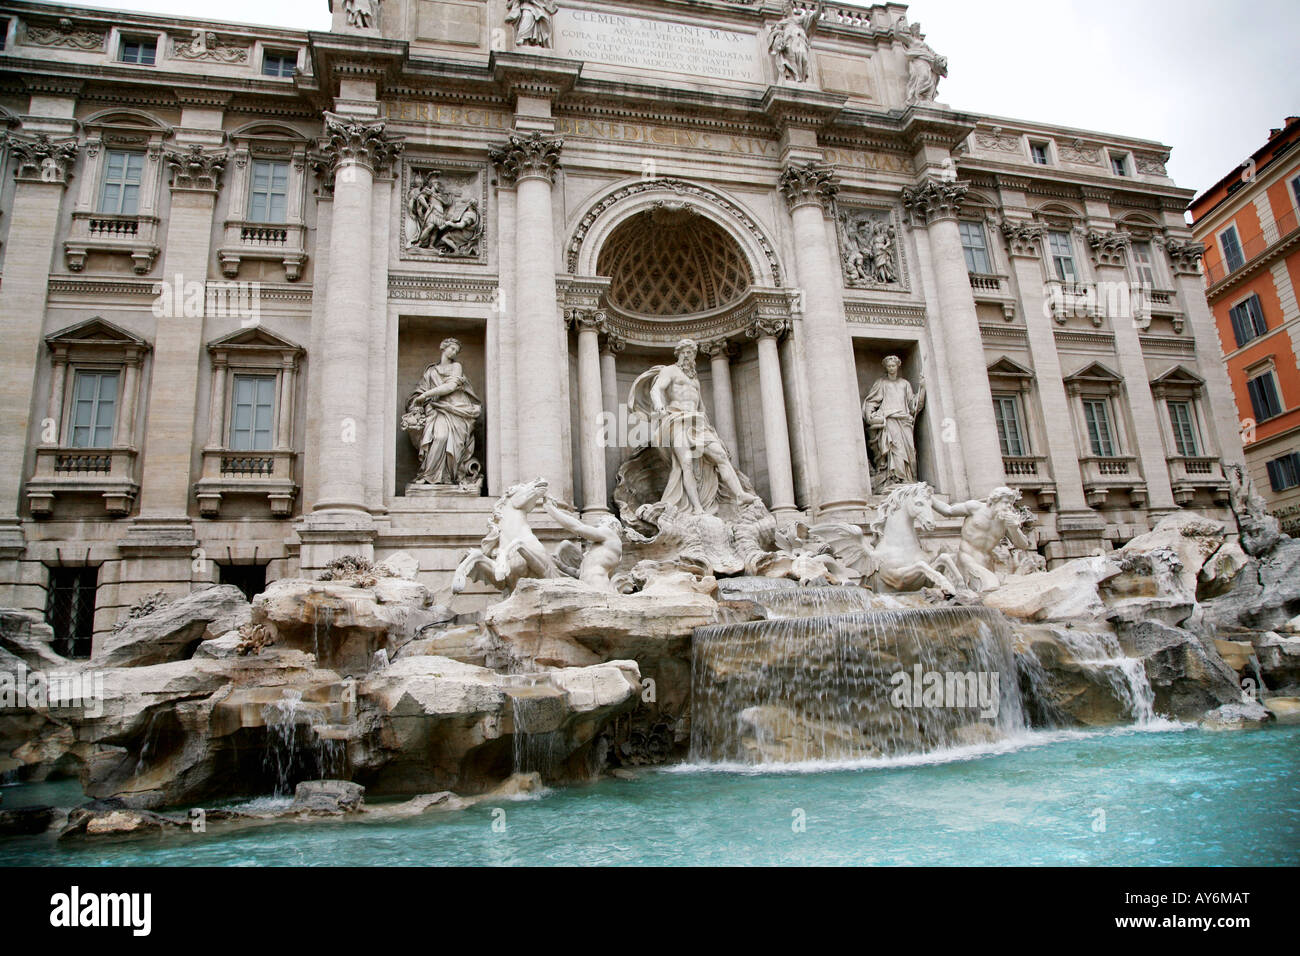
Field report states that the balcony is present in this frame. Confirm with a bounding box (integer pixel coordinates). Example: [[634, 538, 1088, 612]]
[[1044, 280, 1104, 327], [968, 272, 1017, 320], [1203, 207, 1300, 287], [217, 220, 307, 281], [1079, 454, 1144, 507], [1167, 455, 1230, 506], [26, 446, 140, 517], [195, 447, 297, 518], [1001, 455, 1057, 508], [63, 212, 161, 274]]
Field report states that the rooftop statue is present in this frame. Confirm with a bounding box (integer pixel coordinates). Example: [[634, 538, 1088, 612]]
[[506, 0, 559, 49], [896, 18, 947, 104], [768, 0, 823, 84]]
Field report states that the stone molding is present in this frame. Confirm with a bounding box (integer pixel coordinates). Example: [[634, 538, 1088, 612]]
[[1163, 237, 1205, 277], [999, 219, 1045, 259], [489, 131, 562, 186], [1087, 228, 1130, 268]]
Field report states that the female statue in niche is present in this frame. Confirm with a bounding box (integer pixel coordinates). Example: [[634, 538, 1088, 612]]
[[863, 354, 925, 490], [404, 337, 483, 488]]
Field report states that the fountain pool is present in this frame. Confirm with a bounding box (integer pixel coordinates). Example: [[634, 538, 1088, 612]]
[[2, 723, 1296, 866]]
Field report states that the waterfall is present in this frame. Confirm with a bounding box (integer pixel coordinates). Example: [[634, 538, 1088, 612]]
[[133, 709, 163, 778], [1041, 626, 1156, 725], [312, 604, 334, 662], [691, 603, 1029, 765], [262, 689, 304, 795], [509, 683, 566, 777]]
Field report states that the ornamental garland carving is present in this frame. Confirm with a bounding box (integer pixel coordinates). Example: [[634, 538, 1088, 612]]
[[169, 30, 249, 63], [1058, 139, 1102, 166], [401, 163, 485, 260], [24, 19, 104, 50]]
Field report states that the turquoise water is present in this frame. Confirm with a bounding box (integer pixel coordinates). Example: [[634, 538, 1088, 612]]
[[2, 724, 1297, 866]]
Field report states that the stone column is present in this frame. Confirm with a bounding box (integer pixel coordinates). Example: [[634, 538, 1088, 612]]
[[1165, 238, 1246, 467], [1089, 229, 1176, 512], [779, 162, 869, 517], [570, 309, 609, 518], [903, 176, 1006, 495], [1001, 220, 1089, 512], [205, 355, 228, 449], [700, 338, 740, 463], [276, 355, 296, 451], [131, 143, 230, 532], [0, 131, 78, 581], [310, 112, 401, 515], [600, 330, 624, 501], [748, 317, 798, 517], [490, 132, 569, 500]]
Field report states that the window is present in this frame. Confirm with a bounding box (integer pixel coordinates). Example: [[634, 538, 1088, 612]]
[[1082, 399, 1116, 456], [1131, 241, 1157, 287], [1246, 370, 1285, 421], [98, 150, 145, 216], [1220, 225, 1246, 272], [230, 374, 276, 451], [69, 370, 118, 448], [262, 51, 297, 77], [1167, 401, 1199, 456], [992, 394, 1027, 456], [46, 566, 97, 659], [958, 220, 992, 273], [1030, 143, 1049, 165], [219, 563, 269, 602], [1110, 154, 1128, 176], [1267, 451, 1300, 491], [1228, 294, 1268, 347], [1292, 174, 1300, 210], [1048, 230, 1078, 283], [247, 160, 290, 223], [118, 37, 156, 65]]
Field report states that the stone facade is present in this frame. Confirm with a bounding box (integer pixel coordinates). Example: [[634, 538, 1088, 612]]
[[0, 0, 1242, 648], [1190, 116, 1300, 537]]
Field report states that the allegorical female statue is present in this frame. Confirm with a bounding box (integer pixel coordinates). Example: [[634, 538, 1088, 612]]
[[506, 0, 559, 48], [768, 0, 822, 83], [403, 338, 483, 488], [863, 354, 925, 490]]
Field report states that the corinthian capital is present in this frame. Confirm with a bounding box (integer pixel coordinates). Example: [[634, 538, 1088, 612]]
[[310, 111, 403, 192], [1163, 237, 1205, 277], [746, 315, 790, 340], [565, 307, 606, 333], [901, 175, 968, 224], [490, 132, 563, 186], [779, 161, 839, 213], [999, 219, 1045, 258], [9, 132, 79, 185], [1087, 228, 1131, 267], [165, 144, 229, 192]]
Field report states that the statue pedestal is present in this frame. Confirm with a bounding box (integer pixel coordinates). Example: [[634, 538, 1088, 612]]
[[404, 481, 483, 498]]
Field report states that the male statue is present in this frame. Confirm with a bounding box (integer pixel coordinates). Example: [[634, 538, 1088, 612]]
[[931, 486, 1033, 591]]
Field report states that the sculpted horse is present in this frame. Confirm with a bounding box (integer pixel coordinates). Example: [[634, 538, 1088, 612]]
[[452, 477, 579, 595], [811, 482, 964, 594]]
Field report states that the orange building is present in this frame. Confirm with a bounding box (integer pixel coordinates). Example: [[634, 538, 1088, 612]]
[[1191, 116, 1300, 534]]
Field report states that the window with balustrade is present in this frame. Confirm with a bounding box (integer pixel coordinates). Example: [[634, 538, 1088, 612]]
[[958, 220, 993, 274], [98, 150, 144, 215], [219, 124, 311, 281], [1048, 230, 1078, 283], [195, 326, 302, 518], [26, 318, 150, 519]]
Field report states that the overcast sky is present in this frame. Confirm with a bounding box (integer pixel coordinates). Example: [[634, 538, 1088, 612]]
[[36, 0, 1300, 198]]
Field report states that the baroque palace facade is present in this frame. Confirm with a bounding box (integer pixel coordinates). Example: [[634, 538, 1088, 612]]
[[0, 0, 1243, 650]]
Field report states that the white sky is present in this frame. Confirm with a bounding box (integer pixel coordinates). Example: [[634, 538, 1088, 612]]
[[30, 0, 1300, 198]]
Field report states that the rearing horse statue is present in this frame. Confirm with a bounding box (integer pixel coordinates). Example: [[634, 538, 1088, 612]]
[[811, 482, 963, 594]]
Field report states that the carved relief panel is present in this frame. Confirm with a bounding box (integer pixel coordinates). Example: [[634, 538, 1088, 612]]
[[399, 160, 486, 262], [836, 204, 908, 291]]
